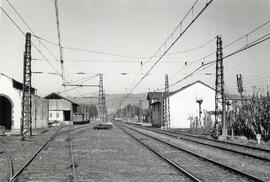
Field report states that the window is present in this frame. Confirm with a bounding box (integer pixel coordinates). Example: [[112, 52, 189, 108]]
[[49, 113, 52, 118], [56, 113, 59, 118]]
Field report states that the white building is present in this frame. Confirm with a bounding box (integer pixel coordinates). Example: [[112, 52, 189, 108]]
[[0, 73, 48, 132], [169, 81, 215, 128], [45, 93, 79, 125]]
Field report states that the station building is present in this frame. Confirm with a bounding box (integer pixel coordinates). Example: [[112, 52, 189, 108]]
[[0, 73, 48, 132], [147, 81, 215, 128], [45, 92, 79, 125], [147, 92, 165, 128]]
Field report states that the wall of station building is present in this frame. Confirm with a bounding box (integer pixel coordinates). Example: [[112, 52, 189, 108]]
[[169, 82, 215, 128], [0, 74, 22, 130], [0, 74, 49, 131]]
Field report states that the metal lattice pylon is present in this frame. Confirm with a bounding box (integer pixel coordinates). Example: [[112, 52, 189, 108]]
[[236, 74, 244, 105], [102, 90, 107, 122], [98, 74, 104, 120], [214, 35, 224, 133], [163, 74, 170, 129], [21, 32, 32, 138]]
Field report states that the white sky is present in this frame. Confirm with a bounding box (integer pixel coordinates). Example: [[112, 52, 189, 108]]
[[0, 0, 270, 97]]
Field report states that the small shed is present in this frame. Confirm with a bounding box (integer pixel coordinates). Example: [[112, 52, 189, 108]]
[[45, 92, 79, 125]]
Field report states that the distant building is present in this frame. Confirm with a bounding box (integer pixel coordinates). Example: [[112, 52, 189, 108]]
[[0, 73, 48, 132], [45, 92, 79, 125], [147, 92, 165, 127], [147, 81, 215, 128]]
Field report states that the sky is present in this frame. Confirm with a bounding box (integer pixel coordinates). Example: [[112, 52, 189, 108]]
[[0, 0, 270, 98]]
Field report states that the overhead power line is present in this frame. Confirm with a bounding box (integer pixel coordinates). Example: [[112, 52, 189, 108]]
[[5, 0, 59, 66], [140, 37, 216, 59], [57, 74, 99, 94], [1, 2, 72, 84], [53, 0, 65, 83], [34, 35, 142, 59], [34, 27, 216, 60], [32, 58, 189, 64], [119, 0, 214, 108], [167, 30, 270, 91], [169, 18, 270, 88], [6, 0, 77, 84]]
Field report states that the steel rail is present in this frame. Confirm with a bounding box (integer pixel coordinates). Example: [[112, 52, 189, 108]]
[[116, 124, 201, 182], [128, 123, 270, 152], [67, 126, 77, 182], [0, 139, 14, 181], [130, 125, 270, 162], [54, 123, 95, 139], [9, 126, 64, 182], [8, 123, 95, 182], [120, 123, 265, 182], [167, 129, 270, 153]]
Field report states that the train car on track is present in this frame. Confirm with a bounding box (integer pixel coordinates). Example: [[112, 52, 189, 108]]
[[73, 113, 90, 125]]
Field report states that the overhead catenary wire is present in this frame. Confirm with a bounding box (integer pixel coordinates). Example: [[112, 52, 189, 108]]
[[140, 37, 216, 60], [119, 0, 214, 108], [58, 74, 99, 94], [0, 7, 70, 84], [5, 0, 82, 86], [5, 0, 61, 69], [33, 35, 142, 59], [54, 0, 65, 83], [172, 18, 270, 80], [36, 34, 216, 59], [168, 19, 270, 89], [32, 58, 189, 64], [166, 30, 270, 91], [1, 2, 73, 84]]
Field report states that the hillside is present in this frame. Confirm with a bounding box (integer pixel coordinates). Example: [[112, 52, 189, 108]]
[[67, 93, 149, 114]]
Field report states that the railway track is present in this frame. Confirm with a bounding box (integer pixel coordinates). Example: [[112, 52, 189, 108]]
[[0, 139, 14, 181], [2, 124, 95, 182], [117, 123, 266, 182], [9, 126, 65, 182], [67, 126, 78, 182], [128, 123, 270, 162]]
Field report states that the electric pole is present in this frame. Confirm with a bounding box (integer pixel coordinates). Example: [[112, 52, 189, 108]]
[[215, 35, 226, 137], [236, 74, 244, 105], [102, 90, 107, 122], [21, 32, 32, 139], [138, 98, 142, 123], [98, 74, 104, 121], [163, 74, 170, 129]]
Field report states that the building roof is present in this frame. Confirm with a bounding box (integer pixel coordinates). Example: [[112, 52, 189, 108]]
[[147, 92, 165, 100], [44, 92, 79, 105], [0, 73, 36, 93], [171, 80, 215, 96]]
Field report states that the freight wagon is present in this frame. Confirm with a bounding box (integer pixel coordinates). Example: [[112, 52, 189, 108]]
[[73, 113, 90, 125]]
